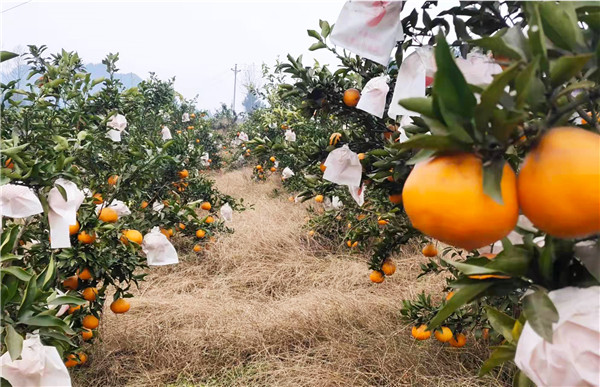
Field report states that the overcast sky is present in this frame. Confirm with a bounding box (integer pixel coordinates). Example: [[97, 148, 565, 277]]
[[1, 0, 347, 112]]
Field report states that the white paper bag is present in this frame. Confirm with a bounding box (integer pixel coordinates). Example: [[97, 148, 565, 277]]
[[152, 201, 164, 213], [0, 184, 44, 218], [220, 203, 233, 222], [456, 53, 503, 86], [201, 153, 210, 167], [515, 286, 600, 387], [323, 196, 344, 211], [349, 184, 366, 207], [284, 130, 296, 142], [238, 132, 249, 142], [330, 1, 404, 66], [142, 226, 178, 266], [48, 179, 84, 249], [182, 113, 190, 123], [96, 200, 131, 217], [0, 333, 72, 387], [107, 114, 128, 142], [282, 167, 295, 180], [323, 145, 362, 187], [356, 75, 390, 118], [161, 126, 172, 140]]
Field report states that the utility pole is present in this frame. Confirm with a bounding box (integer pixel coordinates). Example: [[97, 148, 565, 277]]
[[231, 64, 241, 113]]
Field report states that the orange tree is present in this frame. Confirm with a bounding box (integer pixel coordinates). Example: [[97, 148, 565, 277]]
[[0, 46, 240, 371], [230, 1, 599, 383]]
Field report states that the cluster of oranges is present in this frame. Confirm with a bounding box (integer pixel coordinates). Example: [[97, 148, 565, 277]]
[[254, 156, 278, 180], [369, 259, 396, 283], [411, 325, 467, 347]]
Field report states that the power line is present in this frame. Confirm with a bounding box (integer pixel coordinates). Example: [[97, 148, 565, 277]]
[[1, 0, 32, 14]]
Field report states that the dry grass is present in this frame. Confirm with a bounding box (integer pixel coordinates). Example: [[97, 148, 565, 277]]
[[74, 168, 504, 387]]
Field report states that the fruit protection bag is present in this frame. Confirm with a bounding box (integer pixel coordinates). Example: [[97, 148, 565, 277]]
[[0, 184, 44, 218], [323, 145, 362, 187], [142, 226, 179, 266], [48, 179, 85, 249], [356, 75, 390, 118]]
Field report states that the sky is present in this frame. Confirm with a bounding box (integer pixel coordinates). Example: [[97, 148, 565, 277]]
[[1, 0, 346, 112]]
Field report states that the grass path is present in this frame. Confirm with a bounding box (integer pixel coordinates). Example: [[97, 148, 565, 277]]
[[74, 168, 500, 387]]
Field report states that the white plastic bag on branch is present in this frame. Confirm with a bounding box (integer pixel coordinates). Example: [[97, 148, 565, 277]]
[[96, 200, 131, 217], [0, 333, 72, 387], [456, 53, 503, 86], [182, 113, 190, 122], [323, 196, 344, 211], [323, 145, 362, 187], [330, 1, 404, 66], [0, 184, 44, 218], [107, 114, 128, 142], [514, 286, 600, 387], [161, 126, 172, 140], [152, 201, 164, 212], [282, 167, 295, 180], [142, 226, 178, 266], [48, 179, 84, 249], [349, 184, 366, 207], [238, 131, 249, 142], [356, 75, 390, 118], [284, 130, 296, 142], [201, 153, 210, 167], [220, 203, 233, 222]]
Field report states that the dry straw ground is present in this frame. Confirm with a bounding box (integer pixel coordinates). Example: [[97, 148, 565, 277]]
[[74, 167, 505, 387]]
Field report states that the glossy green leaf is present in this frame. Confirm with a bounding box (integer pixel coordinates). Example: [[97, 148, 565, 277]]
[[479, 344, 516, 376], [398, 97, 435, 118], [539, 2, 584, 51], [485, 306, 516, 342], [5, 325, 23, 361], [18, 275, 38, 318], [523, 288, 558, 343], [47, 296, 87, 306], [308, 42, 327, 51], [550, 54, 593, 87], [393, 134, 464, 151], [515, 58, 539, 109], [475, 63, 521, 134], [1, 267, 33, 282], [19, 315, 75, 335], [482, 159, 506, 204], [307, 29, 322, 41], [525, 3, 548, 72], [428, 282, 493, 329], [0, 51, 19, 62]]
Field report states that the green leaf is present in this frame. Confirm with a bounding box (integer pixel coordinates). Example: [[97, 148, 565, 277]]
[[539, 2, 584, 51], [475, 62, 521, 134], [444, 259, 501, 275], [523, 288, 558, 343], [39, 258, 56, 290], [0, 51, 19, 62], [486, 247, 532, 277], [18, 275, 38, 318], [538, 237, 554, 283], [55, 184, 68, 202], [482, 159, 505, 204], [5, 325, 23, 361], [307, 29, 322, 41], [398, 97, 434, 118], [1, 267, 33, 281], [513, 370, 535, 387], [471, 26, 528, 60], [19, 315, 74, 335], [479, 345, 516, 376], [47, 296, 87, 306], [1, 226, 20, 256], [550, 54, 593, 87], [485, 306, 517, 342], [308, 42, 327, 51], [428, 282, 493, 329], [525, 3, 548, 72], [406, 149, 436, 165], [515, 58, 539, 109], [90, 77, 105, 87], [319, 20, 331, 38]]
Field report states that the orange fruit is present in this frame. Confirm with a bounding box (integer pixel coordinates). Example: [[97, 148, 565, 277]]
[[445, 291, 455, 301], [270, 167, 276, 172], [314, 195, 324, 203], [517, 127, 600, 238], [193, 244, 202, 252], [4, 158, 14, 169], [178, 169, 189, 179], [343, 88, 360, 107], [110, 298, 130, 314], [107, 175, 119, 185], [190, 113, 196, 118], [78, 268, 92, 280], [64, 354, 79, 368], [82, 287, 98, 302], [196, 229, 206, 238], [434, 326, 453, 342], [481, 253, 497, 259], [308, 230, 315, 237], [270, 156, 276, 162], [77, 352, 88, 365], [389, 194, 402, 205], [178, 223, 186, 230], [201, 202, 212, 211], [411, 325, 431, 340], [92, 193, 103, 204], [381, 260, 396, 276], [69, 221, 80, 235], [160, 228, 171, 238], [81, 329, 93, 341], [482, 328, 490, 340], [422, 243, 438, 257], [187, 125, 194, 130], [120, 229, 143, 245], [140, 200, 149, 209], [449, 333, 467, 347], [82, 315, 99, 329], [377, 219, 388, 226], [63, 275, 79, 290], [403, 153, 518, 250], [319, 163, 326, 173], [369, 270, 385, 283], [256, 165, 262, 170], [358, 153, 365, 160], [581, 112, 599, 125], [98, 207, 118, 223], [77, 231, 96, 244], [68, 305, 82, 314], [205, 216, 215, 224]]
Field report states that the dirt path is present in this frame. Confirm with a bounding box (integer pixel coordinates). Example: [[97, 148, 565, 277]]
[[75, 168, 498, 387]]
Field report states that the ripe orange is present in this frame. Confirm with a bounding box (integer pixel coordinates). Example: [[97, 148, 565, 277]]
[[403, 153, 518, 250], [357, 214, 366, 221], [69, 221, 80, 235], [193, 244, 202, 252], [196, 229, 206, 238], [449, 333, 467, 347], [63, 275, 79, 290], [77, 231, 96, 244], [288, 196, 295, 202], [4, 158, 14, 169], [190, 113, 196, 118], [517, 127, 600, 238], [178, 169, 189, 179], [107, 175, 119, 185], [270, 156, 276, 162], [121, 229, 143, 245], [377, 219, 388, 226], [358, 153, 365, 160], [77, 352, 88, 365], [389, 194, 402, 205], [81, 329, 93, 341], [82, 315, 99, 329], [92, 193, 103, 204], [369, 270, 385, 283], [82, 287, 98, 302], [445, 291, 455, 301], [256, 165, 263, 170], [178, 223, 186, 230], [98, 207, 118, 223], [422, 243, 438, 257], [343, 88, 360, 107], [64, 354, 79, 368], [78, 268, 92, 280], [140, 200, 149, 209], [411, 325, 431, 340], [319, 163, 326, 173], [110, 298, 130, 314], [205, 216, 215, 224], [270, 167, 276, 172], [314, 195, 324, 203], [201, 202, 212, 210], [308, 230, 315, 237], [381, 260, 396, 276], [187, 125, 194, 130], [68, 305, 82, 314], [434, 326, 453, 342]]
